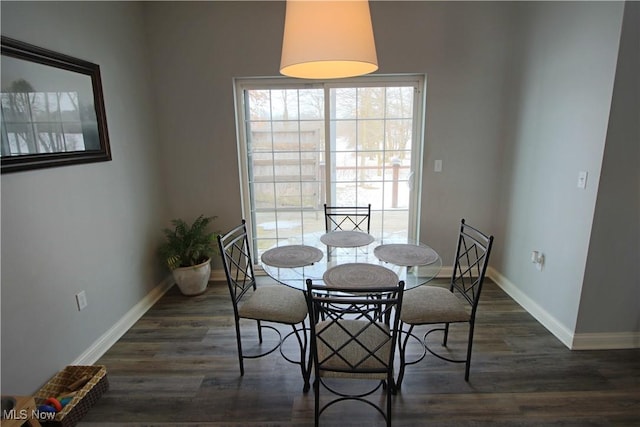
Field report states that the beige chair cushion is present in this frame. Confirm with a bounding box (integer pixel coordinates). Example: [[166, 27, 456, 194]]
[[316, 319, 391, 380], [238, 285, 307, 324], [400, 285, 470, 325]]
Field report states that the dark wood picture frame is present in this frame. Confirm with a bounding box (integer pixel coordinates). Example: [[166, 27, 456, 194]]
[[1, 36, 111, 173]]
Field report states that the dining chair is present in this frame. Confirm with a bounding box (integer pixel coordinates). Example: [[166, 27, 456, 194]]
[[305, 278, 404, 427], [217, 220, 311, 391], [396, 219, 494, 387], [324, 203, 372, 233]]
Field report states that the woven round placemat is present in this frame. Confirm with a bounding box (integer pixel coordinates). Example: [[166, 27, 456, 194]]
[[320, 231, 375, 248], [323, 263, 399, 288], [261, 245, 323, 268], [374, 244, 439, 266]]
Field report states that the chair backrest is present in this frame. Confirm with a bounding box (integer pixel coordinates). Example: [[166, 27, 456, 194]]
[[217, 220, 256, 306], [306, 279, 404, 377], [324, 203, 371, 233], [450, 219, 494, 316]]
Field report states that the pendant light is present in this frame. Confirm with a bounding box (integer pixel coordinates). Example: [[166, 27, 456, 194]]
[[280, 0, 378, 79]]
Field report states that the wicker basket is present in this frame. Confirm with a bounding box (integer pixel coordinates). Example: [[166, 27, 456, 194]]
[[34, 365, 108, 427]]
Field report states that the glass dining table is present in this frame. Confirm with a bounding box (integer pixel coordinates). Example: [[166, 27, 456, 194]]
[[259, 231, 443, 291]]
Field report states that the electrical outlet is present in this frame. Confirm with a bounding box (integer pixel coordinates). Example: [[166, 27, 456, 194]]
[[434, 159, 442, 172], [76, 291, 88, 311], [531, 251, 544, 271]]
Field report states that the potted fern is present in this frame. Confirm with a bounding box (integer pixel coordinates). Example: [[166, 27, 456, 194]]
[[159, 215, 218, 296]]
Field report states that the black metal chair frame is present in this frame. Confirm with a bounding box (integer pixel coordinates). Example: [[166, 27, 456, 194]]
[[218, 220, 311, 391], [324, 203, 372, 233], [306, 279, 404, 427], [397, 219, 494, 386]]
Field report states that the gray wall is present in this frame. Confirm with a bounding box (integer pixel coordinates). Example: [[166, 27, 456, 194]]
[[1, 0, 635, 395], [578, 2, 640, 335], [375, 1, 513, 260], [142, 1, 287, 231], [493, 2, 625, 337], [1, 1, 168, 394]]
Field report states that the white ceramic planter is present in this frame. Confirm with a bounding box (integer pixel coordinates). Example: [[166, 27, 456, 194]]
[[171, 258, 211, 296]]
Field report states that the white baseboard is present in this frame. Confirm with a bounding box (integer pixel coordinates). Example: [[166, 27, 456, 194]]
[[210, 268, 226, 282], [72, 276, 175, 365], [487, 267, 574, 349], [435, 266, 453, 279], [571, 332, 640, 350], [487, 267, 640, 350], [437, 265, 577, 348]]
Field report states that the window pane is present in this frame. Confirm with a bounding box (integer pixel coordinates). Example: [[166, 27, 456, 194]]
[[357, 119, 384, 151], [252, 182, 275, 209], [383, 180, 409, 209], [357, 87, 385, 119], [247, 90, 271, 121], [335, 182, 356, 206], [299, 120, 324, 151], [334, 120, 356, 150], [299, 89, 324, 120], [248, 121, 273, 153], [251, 152, 274, 181], [302, 210, 325, 238], [271, 89, 298, 121], [272, 121, 300, 152], [385, 119, 412, 151], [333, 88, 356, 119], [273, 210, 303, 241], [385, 87, 414, 119], [273, 152, 301, 182], [275, 182, 301, 208]]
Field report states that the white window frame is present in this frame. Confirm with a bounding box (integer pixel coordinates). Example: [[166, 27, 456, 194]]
[[233, 74, 426, 261]]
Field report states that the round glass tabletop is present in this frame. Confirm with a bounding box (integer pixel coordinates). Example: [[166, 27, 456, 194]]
[[261, 236, 442, 291]]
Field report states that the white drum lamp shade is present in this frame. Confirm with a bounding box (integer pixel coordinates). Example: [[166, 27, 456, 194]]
[[280, 0, 378, 79]]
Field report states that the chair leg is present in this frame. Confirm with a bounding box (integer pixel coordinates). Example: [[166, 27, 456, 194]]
[[305, 332, 314, 393], [302, 322, 311, 392], [442, 322, 450, 346], [386, 376, 392, 427], [290, 322, 312, 392], [314, 376, 320, 427], [464, 321, 476, 381], [396, 323, 414, 390], [257, 319, 263, 343], [234, 318, 245, 376]]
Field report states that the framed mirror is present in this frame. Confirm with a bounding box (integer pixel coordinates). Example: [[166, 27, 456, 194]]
[[1, 36, 111, 173]]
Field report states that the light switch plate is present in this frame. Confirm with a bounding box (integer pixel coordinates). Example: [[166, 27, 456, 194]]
[[76, 291, 87, 311], [577, 171, 588, 189]]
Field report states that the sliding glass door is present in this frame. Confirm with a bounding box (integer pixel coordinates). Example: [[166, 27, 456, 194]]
[[234, 76, 425, 260]]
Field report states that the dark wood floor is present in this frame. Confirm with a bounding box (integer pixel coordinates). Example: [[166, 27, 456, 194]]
[[80, 278, 640, 426]]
